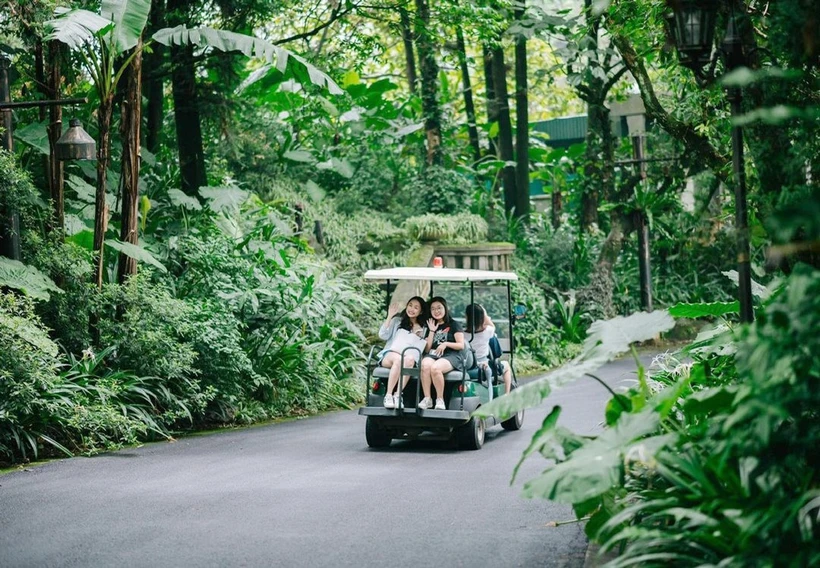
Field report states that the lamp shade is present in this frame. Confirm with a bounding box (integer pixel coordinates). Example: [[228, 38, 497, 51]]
[[668, 0, 718, 72], [55, 118, 96, 161]]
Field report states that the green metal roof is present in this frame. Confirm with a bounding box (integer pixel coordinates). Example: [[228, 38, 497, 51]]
[[532, 116, 587, 147]]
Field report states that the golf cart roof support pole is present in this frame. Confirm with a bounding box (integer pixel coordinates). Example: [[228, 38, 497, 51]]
[[507, 281, 514, 367], [469, 281, 475, 341], [385, 279, 391, 313]]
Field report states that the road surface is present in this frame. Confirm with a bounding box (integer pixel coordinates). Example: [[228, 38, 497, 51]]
[[0, 355, 655, 568]]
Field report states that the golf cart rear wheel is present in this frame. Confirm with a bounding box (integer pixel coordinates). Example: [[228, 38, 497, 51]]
[[365, 417, 392, 448], [456, 416, 485, 450]]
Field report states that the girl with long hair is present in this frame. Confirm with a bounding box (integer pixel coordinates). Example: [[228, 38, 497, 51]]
[[419, 296, 465, 410], [377, 296, 429, 408], [465, 303, 512, 394]]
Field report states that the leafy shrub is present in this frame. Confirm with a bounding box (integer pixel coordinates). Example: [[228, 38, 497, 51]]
[[167, 206, 367, 420], [0, 292, 64, 462], [24, 234, 95, 355], [510, 263, 580, 368], [404, 213, 488, 244], [518, 216, 598, 292], [479, 266, 820, 567], [96, 274, 210, 423], [402, 165, 478, 217], [0, 149, 42, 225]]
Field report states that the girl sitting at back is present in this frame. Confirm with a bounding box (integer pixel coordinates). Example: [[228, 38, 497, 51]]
[[465, 303, 512, 394]]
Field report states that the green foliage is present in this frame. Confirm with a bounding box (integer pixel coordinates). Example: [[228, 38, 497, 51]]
[[24, 235, 95, 356], [403, 213, 488, 244], [96, 275, 206, 417], [518, 215, 598, 291], [0, 148, 45, 227], [0, 292, 65, 460], [401, 165, 479, 217], [0, 258, 63, 301], [489, 266, 820, 567]]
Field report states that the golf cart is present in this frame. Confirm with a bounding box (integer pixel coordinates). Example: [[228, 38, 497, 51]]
[[358, 267, 524, 450]]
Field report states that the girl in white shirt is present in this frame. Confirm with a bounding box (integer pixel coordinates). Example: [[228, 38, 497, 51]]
[[465, 303, 512, 394], [377, 296, 429, 408]]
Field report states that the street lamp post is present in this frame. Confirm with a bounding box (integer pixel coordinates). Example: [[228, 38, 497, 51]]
[[0, 53, 95, 261], [667, 0, 754, 323]]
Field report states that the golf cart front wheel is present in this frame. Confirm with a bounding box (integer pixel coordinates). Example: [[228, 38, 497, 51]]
[[501, 370, 524, 431], [501, 409, 524, 431]]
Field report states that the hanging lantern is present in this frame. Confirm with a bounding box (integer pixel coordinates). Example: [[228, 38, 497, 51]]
[[667, 0, 719, 73], [55, 118, 96, 161]]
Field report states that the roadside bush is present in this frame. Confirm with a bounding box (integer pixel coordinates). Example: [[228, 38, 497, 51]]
[[485, 265, 820, 567], [0, 292, 64, 462], [518, 216, 598, 292], [401, 165, 477, 217], [96, 274, 210, 423], [510, 263, 581, 369], [24, 234, 95, 355], [403, 213, 488, 244]]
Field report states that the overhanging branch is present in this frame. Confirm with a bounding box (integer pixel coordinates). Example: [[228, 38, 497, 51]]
[[611, 34, 730, 184]]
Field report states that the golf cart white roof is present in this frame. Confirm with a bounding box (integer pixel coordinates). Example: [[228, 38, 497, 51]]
[[364, 267, 518, 282]]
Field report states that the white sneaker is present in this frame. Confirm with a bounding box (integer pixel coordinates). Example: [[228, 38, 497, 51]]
[[434, 398, 446, 410], [394, 395, 403, 408], [383, 394, 395, 409], [418, 397, 433, 410]]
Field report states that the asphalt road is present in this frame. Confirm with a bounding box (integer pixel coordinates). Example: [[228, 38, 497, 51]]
[[0, 355, 655, 568]]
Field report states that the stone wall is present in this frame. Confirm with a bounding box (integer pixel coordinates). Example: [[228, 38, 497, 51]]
[[432, 243, 515, 271]]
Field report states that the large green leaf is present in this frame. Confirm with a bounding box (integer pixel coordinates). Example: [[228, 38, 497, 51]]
[[522, 410, 671, 503], [476, 310, 676, 420], [105, 239, 167, 273], [14, 121, 50, 155], [722, 270, 770, 300], [101, 0, 151, 53], [199, 186, 250, 213], [66, 174, 96, 204], [583, 311, 676, 360], [0, 312, 60, 357], [668, 301, 739, 319], [45, 8, 112, 49], [0, 258, 63, 301], [167, 188, 202, 210], [152, 26, 343, 95]]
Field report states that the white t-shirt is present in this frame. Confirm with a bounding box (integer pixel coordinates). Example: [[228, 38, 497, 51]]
[[469, 324, 496, 362], [386, 328, 427, 362]]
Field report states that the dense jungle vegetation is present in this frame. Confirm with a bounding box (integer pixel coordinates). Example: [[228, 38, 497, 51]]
[[0, 0, 817, 564]]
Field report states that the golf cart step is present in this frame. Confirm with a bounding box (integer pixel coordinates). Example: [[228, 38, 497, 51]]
[[358, 407, 470, 420]]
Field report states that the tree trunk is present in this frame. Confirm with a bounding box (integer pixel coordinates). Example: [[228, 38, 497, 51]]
[[581, 97, 613, 230], [551, 172, 563, 229], [0, 55, 20, 261], [483, 44, 498, 157], [513, 5, 530, 221], [455, 27, 480, 163], [414, 0, 442, 166], [168, 0, 207, 194], [46, 41, 65, 233], [34, 39, 65, 233], [491, 46, 517, 216], [399, 6, 418, 95], [143, 0, 165, 154], [118, 39, 143, 284], [93, 96, 114, 289]]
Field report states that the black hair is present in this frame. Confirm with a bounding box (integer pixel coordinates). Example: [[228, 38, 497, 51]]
[[428, 296, 455, 327], [464, 303, 486, 333], [396, 296, 428, 331]]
